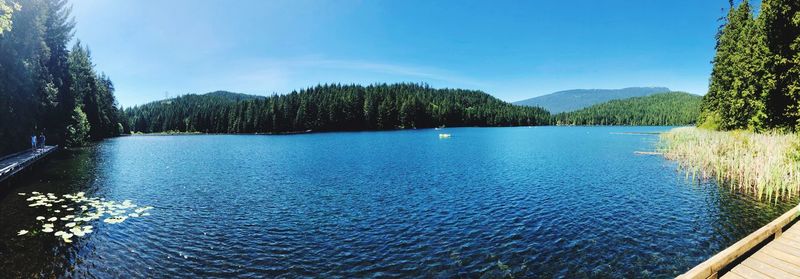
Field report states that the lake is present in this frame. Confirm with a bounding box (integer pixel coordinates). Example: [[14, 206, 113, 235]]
[[0, 126, 796, 278]]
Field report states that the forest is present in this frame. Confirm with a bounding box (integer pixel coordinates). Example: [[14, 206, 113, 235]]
[[699, 0, 800, 131], [123, 83, 551, 134], [0, 0, 123, 155], [551, 92, 702, 126]]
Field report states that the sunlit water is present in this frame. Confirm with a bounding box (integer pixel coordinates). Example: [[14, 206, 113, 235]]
[[1, 126, 797, 278]]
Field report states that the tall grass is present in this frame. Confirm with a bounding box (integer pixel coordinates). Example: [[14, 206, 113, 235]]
[[659, 127, 800, 201]]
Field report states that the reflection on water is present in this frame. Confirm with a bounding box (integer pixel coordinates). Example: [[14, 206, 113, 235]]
[[0, 127, 797, 278]]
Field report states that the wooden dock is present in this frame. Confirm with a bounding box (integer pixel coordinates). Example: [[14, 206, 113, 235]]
[[679, 204, 800, 279], [0, 146, 57, 184]]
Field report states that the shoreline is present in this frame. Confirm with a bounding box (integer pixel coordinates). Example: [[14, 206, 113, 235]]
[[126, 125, 682, 137]]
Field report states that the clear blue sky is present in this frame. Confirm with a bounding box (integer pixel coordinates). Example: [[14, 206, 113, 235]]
[[70, 0, 734, 107]]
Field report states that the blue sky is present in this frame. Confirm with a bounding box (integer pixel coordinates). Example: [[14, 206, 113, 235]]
[[70, 0, 733, 107]]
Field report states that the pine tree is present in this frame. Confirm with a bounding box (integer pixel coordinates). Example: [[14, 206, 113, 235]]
[[760, 0, 800, 129]]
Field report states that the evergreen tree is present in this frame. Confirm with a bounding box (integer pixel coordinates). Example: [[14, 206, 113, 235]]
[[760, 0, 800, 129], [700, 0, 800, 131]]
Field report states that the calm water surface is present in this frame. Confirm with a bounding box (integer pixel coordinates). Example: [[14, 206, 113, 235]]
[[0, 126, 797, 278]]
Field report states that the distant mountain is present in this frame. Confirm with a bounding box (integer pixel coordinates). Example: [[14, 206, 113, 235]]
[[551, 92, 702, 126], [202, 91, 266, 101], [513, 87, 671, 113]]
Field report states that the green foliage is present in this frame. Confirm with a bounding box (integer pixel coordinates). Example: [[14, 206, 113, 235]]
[[0, 0, 20, 34], [65, 106, 89, 147], [551, 92, 702, 126], [124, 83, 552, 134], [0, 0, 120, 154], [698, 111, 721, 130], [702, 0, 800, 131]]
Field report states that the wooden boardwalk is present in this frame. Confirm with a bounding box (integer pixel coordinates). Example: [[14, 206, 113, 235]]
[[680, 204, 800, 279], [0, 146, 57, 183]]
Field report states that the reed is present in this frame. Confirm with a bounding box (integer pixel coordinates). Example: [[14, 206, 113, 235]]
[[659, 127, 800, 201]]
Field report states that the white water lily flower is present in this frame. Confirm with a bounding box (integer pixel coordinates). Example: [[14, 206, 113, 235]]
[[66, 208, 74, 211], [43, 223, 54, 228], [36, 216, 45, 220], [54, 231, 65, 236], [17, 230, 28, 236], [54, 210, 61, 213], [42, 227, 54, 233], [65, 222, 76, 227], [61, 205, 67, 208], [47, 217, 57, 222], [17, 192, 26, 196]]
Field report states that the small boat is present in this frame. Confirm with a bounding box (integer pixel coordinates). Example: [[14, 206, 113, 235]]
[[438, 133, 451, 139]]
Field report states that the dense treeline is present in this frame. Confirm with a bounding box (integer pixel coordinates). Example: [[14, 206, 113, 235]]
[[700, 0, 800, 131], [0, 0, 122, 154], [123, 84, 551, 133], [551, 92, 702, 126]]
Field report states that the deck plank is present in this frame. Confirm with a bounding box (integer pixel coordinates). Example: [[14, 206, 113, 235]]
[[750, 252, 800, 277], [740, 256, 800, 278], [773, 240, 800, 257], [721, 270, 747, 279], [728, 264, 771, 279], [761, 247, 800, 268]]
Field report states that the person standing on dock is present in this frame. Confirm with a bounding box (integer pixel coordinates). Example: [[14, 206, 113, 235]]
[[38, 133, 45, 150], [31, 134, 37, 152]]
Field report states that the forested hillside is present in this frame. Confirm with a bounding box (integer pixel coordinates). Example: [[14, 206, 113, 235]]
[[123, 83, 551, 133], [700, 0, 800, 131], [551, 92, 702, 126], [514, 87, 670, 113], [0, 0, 123, 154]]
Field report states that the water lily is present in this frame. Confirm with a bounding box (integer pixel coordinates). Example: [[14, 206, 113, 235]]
[[17, 230, 28, 236], [61, 233, 73, 243], [36, 216, 45, 221]]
